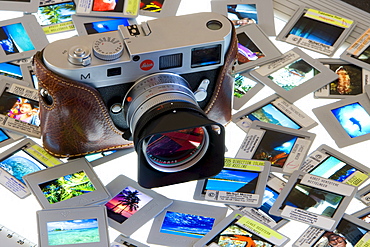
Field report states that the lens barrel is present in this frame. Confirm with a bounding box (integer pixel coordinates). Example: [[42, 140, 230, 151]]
[[124, 73, 198, 135], [142, 126, 209, 172]]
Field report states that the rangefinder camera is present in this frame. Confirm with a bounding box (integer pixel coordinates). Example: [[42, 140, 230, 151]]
[[40, 12, 235, 188]]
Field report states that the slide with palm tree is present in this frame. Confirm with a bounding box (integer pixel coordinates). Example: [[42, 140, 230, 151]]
[[105, 186, 153, 224], [35, 1, 76, 34]]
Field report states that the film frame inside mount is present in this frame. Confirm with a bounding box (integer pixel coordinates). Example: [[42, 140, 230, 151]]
[[37, 205, 110, 247], [232, 93, 318, 132], [0, 138, 62, 199], [193, 210, 290, 247], [356, 183, 370, 207], [75, 0, 140, 18], [139, 0, 181, 18], [0, 76, 41, 138], [146, 200, 228, 247], [300, 144, 370, 187], [72, 15, 137, 36], [276, 6, 356, 56], [0, 128, 24, 149], [233, 23, 282, 72], [104, 174, 173, 237], [293, 214, 370, 247], [0, 0, 39, 13], [232, 71, 264, 110], [227, 173, 290, 230], [352, 207, 370, 224], [236, 121, 315, 174], [193, 158, 271, 208], [314, 58, 370, 99], [340, 28, 370, 72], [0, 15, 48, 63], [211, 0, 276, 36], [34, 0, 76, 35], [270, 171, 357, 231], [23, 158, 111, 209], [312, 85, 370, 148], [250, 47, 338, 103], [0, 61, 33, 83]]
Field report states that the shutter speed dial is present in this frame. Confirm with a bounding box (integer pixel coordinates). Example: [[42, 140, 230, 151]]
[[93, 36, 124, 61]]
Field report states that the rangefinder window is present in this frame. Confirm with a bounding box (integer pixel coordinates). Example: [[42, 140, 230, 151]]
[[191, 44, 222, 68], [159, 53, 183, 70]]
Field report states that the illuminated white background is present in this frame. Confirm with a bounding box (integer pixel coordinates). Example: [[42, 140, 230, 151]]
[[0, 0, 368, 246]]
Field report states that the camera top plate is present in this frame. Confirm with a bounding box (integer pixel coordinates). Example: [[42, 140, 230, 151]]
[[43, 12, 233, 88]]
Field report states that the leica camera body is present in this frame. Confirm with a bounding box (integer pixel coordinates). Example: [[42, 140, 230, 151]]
[[40, 12, 235, 188]]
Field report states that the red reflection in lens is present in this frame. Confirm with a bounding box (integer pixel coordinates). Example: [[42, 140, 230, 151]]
[[145, 127, 205, 167]]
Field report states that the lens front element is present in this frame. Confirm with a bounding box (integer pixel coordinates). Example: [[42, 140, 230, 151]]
[[143, 127, 209, 172]]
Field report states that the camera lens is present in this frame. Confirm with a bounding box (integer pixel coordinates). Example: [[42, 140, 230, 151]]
[[124, 73, 198, 135], [142, 127, 209, 172], [123, 72, 225, 188]]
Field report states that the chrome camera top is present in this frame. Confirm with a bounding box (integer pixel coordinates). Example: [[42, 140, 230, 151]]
[[43, 12, 233, 88]]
